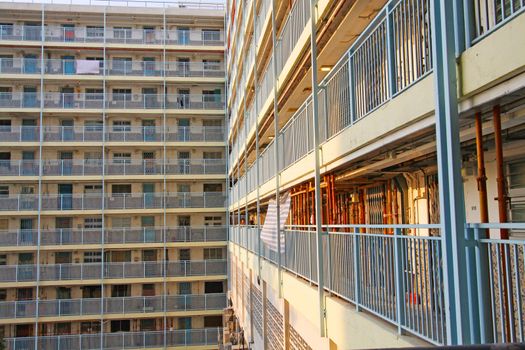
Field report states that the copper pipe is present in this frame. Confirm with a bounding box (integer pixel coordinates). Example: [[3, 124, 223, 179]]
[[475, 111, 489, 226], [493, 105, 508, 239]]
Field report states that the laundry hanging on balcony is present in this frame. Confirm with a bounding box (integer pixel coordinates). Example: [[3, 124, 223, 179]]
[[76, 59, 99, 74], [261, 192, 291, 252]]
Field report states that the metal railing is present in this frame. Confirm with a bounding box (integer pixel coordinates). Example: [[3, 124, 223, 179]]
[[0, 192, 227, 211], [0, 125, 224, 142], [0, 92, 224, 110], [0, 24, 224, 45], [471, 0, 525, 43], [0, 259, 227, 282], [5, 327, 223, 350], [0, 58, 224, 77], [231, 222, 525, 345], [0, 226, 227, 247], [0, 293, 226, 319]]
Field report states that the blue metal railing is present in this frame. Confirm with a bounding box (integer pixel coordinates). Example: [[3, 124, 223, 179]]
[[230, 223, 525, 345]]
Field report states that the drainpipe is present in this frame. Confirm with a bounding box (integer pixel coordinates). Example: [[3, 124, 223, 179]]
[[493, 105, 508, 239], [475, 112, 489, 226]]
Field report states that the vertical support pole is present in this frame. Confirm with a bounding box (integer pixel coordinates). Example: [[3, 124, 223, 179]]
[[100, 8, 107, 349], [308, 0, 326, 337], [34, 4, 45, 347], [430, 0, 470, 344], [162, 8, 168, 348], [253, 0, 262, 281], [270, 0, 282, 297], [393, 228, 405, 334], [475, 112, 489, 224], [493, 105, 508, 239]]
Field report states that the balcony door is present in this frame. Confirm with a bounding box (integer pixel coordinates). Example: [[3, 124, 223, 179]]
[[143, 57, 156, 76], [143, 183, 155, 208], [61, 55, 75, 75], [23, 86, 37, 108], [178, 151, 190, 174], [23, 54, 38, 74], [19, 218, 34, 245], [60, 87, 74, 108], [59, 151, 73, 175], [142, 88, 157, 108], [58, 184, 73, 210], [62, 24, 75, 42], [177, 27, 189, 45], [56, 217, 72, 244], [21, 119, 36, 141], [21, 151, 35, 176], [60, 119, 74, 141], [141, 216, 155, 242]]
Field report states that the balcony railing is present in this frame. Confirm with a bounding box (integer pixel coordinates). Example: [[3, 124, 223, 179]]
[[0, 226, 227, 246], [0, 92, 225, 110], [0, 125, 225, 142], [0, 259, 227, 282], [6, 327, 222, 350], [0, 24, 224, 46], [0, 192, 227, 211], [0, 58, 225, 77], [231, 222, 525, 345], [0, 159, 226, 176], [0, 293, 226, 319]]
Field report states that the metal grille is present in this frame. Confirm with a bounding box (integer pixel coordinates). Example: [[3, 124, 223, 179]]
[[289, 326, 312, 350], [266, 300, 284, 350]]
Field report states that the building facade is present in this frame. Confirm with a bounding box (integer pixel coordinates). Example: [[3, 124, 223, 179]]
[[227, 0, 525, 349], [0, 1, 227, 349]]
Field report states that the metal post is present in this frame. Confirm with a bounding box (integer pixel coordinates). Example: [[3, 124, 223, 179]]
[[430, 0, 470, 344], [100, 8, 107, 349], [253, 0, 262, 281], [308, 0, 326, 337], [33, 4, 45, 347], [271, 0, 282, 298], [162, 8, 168, 348]]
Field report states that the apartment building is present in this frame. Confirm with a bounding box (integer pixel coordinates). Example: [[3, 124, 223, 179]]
[[227, 0, 525, 349], [0, 1, 228, 349]]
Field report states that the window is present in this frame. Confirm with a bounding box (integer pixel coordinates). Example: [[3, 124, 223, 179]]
[[55, 323, 71, 335], [112, 184, 132, 194], [142, 250, 156, 262], [55, 252, 71, 264], [0, 289, 6, 301], [113, 27, 131, 39], [204, 216, 223, 226], [179, 282, 191, 295], [204, 248, 223, 260], [84, 120, 103, 132], [112, 89, 131, 101], [112, 120, 131, 131], [140, 319, 156, 331], [0, 120, 11, 132], [202, 119, 222, 127], [84, 217, 102, 229], [202, 29, 220, 41], [0, 186, 8, 197], [0, 24, 13, 36], [84, 251, 101, 263], [110, 320, 130, 332], [204, 281, 223, 294], [202, 59, 221, 70], [204, 183, 222, 192], [179, 249, 190, 261], [86, 57, 104, 68], [81, 321, 100, 334], [19, 253, 33, 264], [85, 88, 103, 100], [113, 153, 131, 164], [86, 26, 103, 38], [508, 159, 525, 238], [84, 152, 102, 164], [0, 255, 6, 265], [204, 315, 222, 328], [111, 285, 130, 297], [142, 284, 155, 296], [84, 185, 102, 194], [112, 217, 131, 228], [203, 152, 222, 159], [203, 90, 219, 102], [177, 317, 192, 330]]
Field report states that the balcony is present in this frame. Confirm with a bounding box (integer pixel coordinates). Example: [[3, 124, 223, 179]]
[[0, 24, 224, 46], [0, 226, 228, 247], [0, 293, 226, 319], [0, 125, 225, 143], [0, 192, 227, 212], [0, 58, 225, 78], [0, 92, 225, 111], [6, 328, 222, 350], [0, 259, 227, 282]]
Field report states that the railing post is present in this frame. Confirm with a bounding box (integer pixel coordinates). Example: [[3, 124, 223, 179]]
[[393, 227, 405, 335], [385, 4, 396, 98], [353, 228, 361, 311]]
